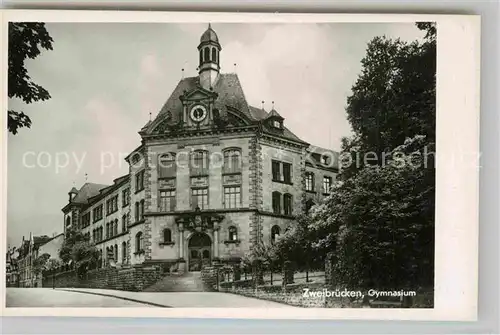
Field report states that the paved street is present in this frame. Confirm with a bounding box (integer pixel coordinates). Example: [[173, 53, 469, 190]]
[[6, 288, 154, 307], [6, 288, 295, 308]]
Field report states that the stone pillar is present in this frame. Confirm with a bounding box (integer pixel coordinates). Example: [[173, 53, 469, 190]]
[[213, 222, 220, 260], [177, 223, 186, 273], [282, 261, 294, 286], [178, 223, 185, 260]]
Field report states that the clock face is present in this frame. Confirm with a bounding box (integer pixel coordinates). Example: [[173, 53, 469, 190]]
[[190, 105, 207, 122]]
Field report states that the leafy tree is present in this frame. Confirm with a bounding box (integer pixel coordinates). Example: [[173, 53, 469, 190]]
[[341, 22, 435, 178], [32, 252, 50, 278], [8, 22, 53, 134], [284, 23, 436, 297], [275, 214, 323, 276], [59, 227, 99, 278], [46, 258, 62, 272], [312, 136, 435, 290]]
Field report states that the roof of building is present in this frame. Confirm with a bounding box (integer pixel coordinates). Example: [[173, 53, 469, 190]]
[[71, 182, 110, 205], [200, 24, 219, 44], [147, 73, 306, 144]]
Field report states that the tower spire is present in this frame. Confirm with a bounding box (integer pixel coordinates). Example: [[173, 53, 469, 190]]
[[198, 24, 221, 90]]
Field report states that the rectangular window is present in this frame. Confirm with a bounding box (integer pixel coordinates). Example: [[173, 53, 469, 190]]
[[224, 186, 241, 209], [93, 205, 103, 222], [283, 162, 292, 184], [284, 194, 293, 216], [159, 190, 176, 212], [272, 192, 281, 214], [305, 172, 314, 191], [190, 151, 209, 176], [192, 188, 208, 210], [272, 161, 280, 181], [223, 150, 242, 174], [140, 200, 145, 220], [122, 188, 130, 207], [135, 202, 139, 222], [135, 170, 145, 192], [158, 153, 176, 178], [323, 176, 332, 194]]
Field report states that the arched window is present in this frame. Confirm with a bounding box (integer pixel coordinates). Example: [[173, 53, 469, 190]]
[[272, 191, 281, 214], [114, 219, 118, 236], [204, 47, 210, 62], [106, 223, 110, 239], [271, 225, 281, 244], [190, 150, 209, 176], [114, 244, 118, 261], [306, 199, 315, 214], [211, 48, 217, 63], [122, 241, 127, 263], [228, 226, 238, 241], [283, 193, 293, 216], [99, 227, 103, 241], [135, 232, 143, 253], [223, 148, 242, 174], [158, 153, 176, 178], [199, 49, 203, 64], [66, 216, 71, 227], [163, 228, 172, 243]]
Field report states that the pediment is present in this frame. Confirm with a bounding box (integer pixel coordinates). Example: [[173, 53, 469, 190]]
[[181, 87, 217, 102]]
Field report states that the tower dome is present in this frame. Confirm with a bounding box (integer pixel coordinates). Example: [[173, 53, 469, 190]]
[[200, 24, 219, 43], [198, 24, 221, 90]]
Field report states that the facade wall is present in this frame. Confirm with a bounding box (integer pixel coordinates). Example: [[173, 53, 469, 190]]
[[38, 234, 64, 260], [260, 139, 306, 215], [304, 165, 338, 205]]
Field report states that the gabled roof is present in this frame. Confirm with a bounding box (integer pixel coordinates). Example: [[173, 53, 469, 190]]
[[71, 182, 109, 205], [146, 73, 253, 134], [266, 109, 284, 120], [248, 106, 304, 143]]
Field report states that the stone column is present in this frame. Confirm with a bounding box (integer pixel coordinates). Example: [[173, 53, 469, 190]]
[[178, 223, 186, 273], [213, 221, 220, 260]]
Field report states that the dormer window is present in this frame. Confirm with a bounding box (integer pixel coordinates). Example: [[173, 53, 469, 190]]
[[273, 120, 281, 129], [321, 155, 329, 165]]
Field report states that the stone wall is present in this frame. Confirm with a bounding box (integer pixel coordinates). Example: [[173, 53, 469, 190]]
[[42, 265, 163, 292]]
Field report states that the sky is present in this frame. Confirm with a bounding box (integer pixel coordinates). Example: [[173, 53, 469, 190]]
[[7, 22, 425, 247]]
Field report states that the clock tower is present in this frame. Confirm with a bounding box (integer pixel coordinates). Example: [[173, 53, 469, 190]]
[[198, 23, 221, 90]]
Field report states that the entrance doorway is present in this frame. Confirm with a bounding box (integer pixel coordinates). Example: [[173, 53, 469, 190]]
[[188, 232, 211, 271]]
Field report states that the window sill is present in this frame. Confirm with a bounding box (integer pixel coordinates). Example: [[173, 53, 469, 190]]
[[159, 242, 175, 246], [272, 179, 293, 186], [306, 190, 316, 194], [134, 250, 145, 256], [322, 193, 331, 196], [222, 171, 242, 176], [224, 240, 241, 245]]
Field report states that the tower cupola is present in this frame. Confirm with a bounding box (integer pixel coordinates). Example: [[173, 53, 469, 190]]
[[198, 23, 221, 90]]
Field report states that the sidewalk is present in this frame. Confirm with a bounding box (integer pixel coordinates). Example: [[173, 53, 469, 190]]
[[57, 288, 297, 308]]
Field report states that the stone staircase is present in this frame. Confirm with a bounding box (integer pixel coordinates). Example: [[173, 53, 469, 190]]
[[143, 271, 210, 292]]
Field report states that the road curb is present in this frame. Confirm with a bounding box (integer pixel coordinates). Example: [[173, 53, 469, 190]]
[[57, 288, 171, 308]]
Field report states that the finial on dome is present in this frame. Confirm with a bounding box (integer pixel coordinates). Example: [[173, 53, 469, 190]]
[[208, 23, 211, 29]]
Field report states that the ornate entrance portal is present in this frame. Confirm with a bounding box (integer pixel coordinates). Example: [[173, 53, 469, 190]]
[[188, 232, 211, 271]]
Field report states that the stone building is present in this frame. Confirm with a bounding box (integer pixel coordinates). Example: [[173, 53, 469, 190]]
[[16, 234, 52, 287], [62, 25, 338, 273]]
